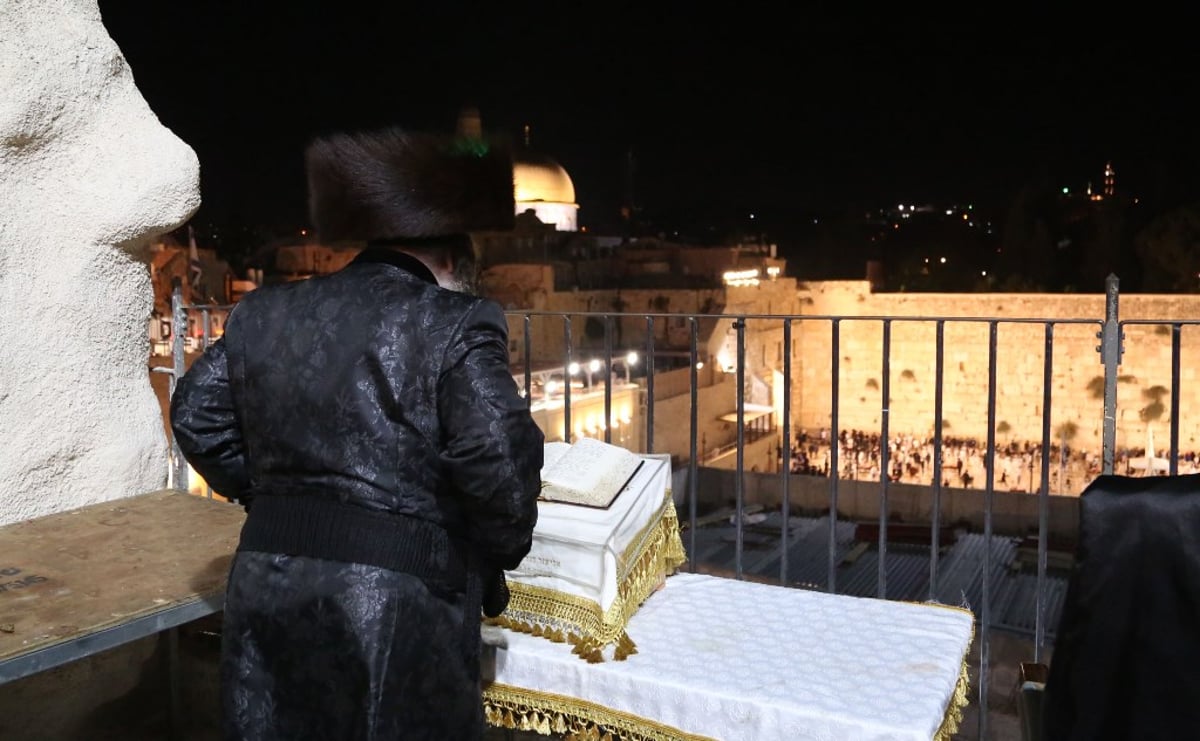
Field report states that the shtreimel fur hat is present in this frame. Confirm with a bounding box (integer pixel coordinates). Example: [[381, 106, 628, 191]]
[[305, 127, 515, 243]]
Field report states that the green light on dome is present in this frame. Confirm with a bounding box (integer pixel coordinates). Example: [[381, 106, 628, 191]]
[[449, 138, 490, 157]]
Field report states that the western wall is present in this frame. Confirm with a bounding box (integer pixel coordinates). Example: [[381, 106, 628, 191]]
[[794, 280, 1200, 455], [486, 259, 1197, 459]]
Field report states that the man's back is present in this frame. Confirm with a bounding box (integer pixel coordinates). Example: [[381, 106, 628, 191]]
[[228, 251, 494, 520]]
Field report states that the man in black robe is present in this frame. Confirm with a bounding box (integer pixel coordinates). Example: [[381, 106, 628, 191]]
[[170, 126, 543, 740]]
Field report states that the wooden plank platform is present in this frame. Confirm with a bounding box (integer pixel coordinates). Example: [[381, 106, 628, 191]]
[[0, 489, 244, 682]]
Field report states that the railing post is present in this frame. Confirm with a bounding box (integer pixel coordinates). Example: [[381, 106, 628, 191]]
[[780, 319, 792, 586], [978, 321, 999, 741], [563, 316, 573, 443], [523, 315, 532, 410], [734, 317, 746, 580], [877, 320, 892, 599], [1099, 274, 1122, 475], [827, 319, 841, 594], [1035, 323, 1054, 663], [170, 279, 188, 492], [644, 316, 656, 454], [603, 316, 613, 444], [929, 320, 945, 601], [1170, 323, 1182, 475], [688, 317, 699, 570]]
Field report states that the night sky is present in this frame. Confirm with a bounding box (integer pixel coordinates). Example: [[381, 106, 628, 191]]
[[99, 3, 1199, 265]]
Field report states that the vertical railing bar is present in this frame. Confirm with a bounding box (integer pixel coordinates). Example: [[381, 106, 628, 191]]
[[645, 316, 656, 454], [523, 315, 532, 411], [202, 305, 217, 496], [1101, 275, 1120, 474], [201, 308, 214, 498], [734, 317, 746, 580], [563, 315, 573, 443], [929, 320, 945, 601], [1035, 323, 1054, 662], [688, 317, 700, 571], [1038, 367, 1053, 500], [978, 320, 999, 741], [165, 627, 180, 739], [1170, 323, 1182, 475], [780, 319, 792, 586], [170, 280, 187, 493], [877, 319, 892, 599], [827, 319, 841, 594], [604, 315, 614, 444], [1035, 332, 1055, 737]]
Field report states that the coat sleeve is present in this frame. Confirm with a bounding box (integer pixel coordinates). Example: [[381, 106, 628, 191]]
[[169, 337, 251, 505], [439, 299, 543, 570]]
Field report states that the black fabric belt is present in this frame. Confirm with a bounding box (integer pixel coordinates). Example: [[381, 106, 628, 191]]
[[238, 494, 469, 591], [238, 493, 491, 668]]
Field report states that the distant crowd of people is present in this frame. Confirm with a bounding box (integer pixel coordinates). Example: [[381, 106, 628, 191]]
[[779, 427, 1198, 493]]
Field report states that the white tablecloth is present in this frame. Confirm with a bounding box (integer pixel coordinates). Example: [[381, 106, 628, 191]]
[[491, 454, 687, 660], [484, 572, 974, 741]]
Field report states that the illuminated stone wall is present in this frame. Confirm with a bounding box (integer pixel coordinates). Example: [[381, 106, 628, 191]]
[[793, 281, 1200, 455], [0, 0, 200, 524], [480, 263, 554, 312], [497, 263, 1199, 461]]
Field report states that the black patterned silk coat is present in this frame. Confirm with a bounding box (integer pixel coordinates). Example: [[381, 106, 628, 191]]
[[170, 248, 543, 740]]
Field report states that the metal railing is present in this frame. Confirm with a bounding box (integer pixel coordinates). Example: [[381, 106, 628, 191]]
[[165, 281, 234, 495], [164, 273, 1200, 739]]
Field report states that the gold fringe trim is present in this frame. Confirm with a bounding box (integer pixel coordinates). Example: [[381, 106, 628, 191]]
[[484, 682, 717, 741], [486, 496, 687, 662], [932, 614, 975, 741], [900, 598, 975, 740], [901, 599, 977, 620]]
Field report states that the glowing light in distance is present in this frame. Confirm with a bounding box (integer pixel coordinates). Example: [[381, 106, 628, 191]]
[[722, 269, 760, 287]]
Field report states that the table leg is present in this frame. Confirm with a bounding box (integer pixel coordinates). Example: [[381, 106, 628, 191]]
[[163, 627, 181, 740]]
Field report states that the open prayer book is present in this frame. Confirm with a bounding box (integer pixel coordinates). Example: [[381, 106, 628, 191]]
[[540, 438, 645, 509]]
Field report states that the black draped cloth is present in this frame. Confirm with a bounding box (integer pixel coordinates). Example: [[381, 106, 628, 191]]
[[1043, 473, 1200, 740]]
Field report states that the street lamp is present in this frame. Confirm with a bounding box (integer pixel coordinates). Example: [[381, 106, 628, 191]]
[[624, 351, 638, 383], [587, 358, 601, 390]]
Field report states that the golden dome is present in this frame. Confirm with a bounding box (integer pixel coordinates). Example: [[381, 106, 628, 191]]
[[513, 151, 575, 204]]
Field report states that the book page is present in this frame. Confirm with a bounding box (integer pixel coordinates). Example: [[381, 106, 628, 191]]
[[542, 441, 572, 473], [540, 438, 643, 508]]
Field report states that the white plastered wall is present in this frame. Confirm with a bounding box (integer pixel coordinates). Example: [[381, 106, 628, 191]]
[[0, 0, 201, 525]]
